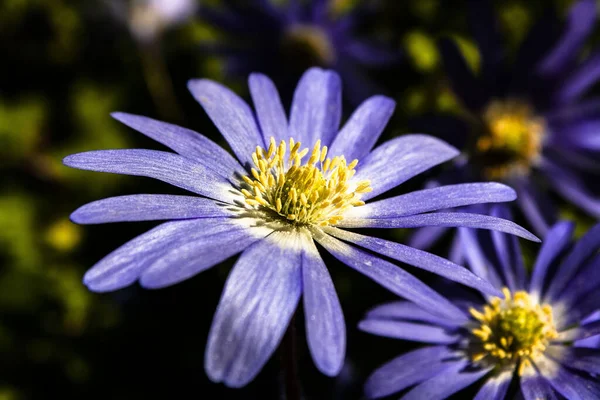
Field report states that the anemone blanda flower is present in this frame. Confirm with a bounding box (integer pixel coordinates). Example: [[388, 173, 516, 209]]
[[200, 0, 398, 103], [412, 0, 600, 243], [110, 0, 198, 42], [63, 68, 538, 388], [361, 212, 600, 399]]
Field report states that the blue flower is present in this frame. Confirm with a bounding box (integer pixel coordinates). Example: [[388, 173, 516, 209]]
[[361, 212, 600, 399], [418, 0, 600, 238], [200, 0, 399, 103], [63, 68, 537, 387]]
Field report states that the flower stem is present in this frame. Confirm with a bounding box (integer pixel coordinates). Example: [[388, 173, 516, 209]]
[[280, 314, 301, 400]]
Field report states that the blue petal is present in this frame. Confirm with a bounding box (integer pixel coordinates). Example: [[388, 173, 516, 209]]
[[328, 95, 395, 161], [342, 39, 401, 67], [354, 135, 459, 201], [358, 319, 459, 344], [538, 0, 597, 77], [541, 357, 600, 399], [314, 231, 468, 321], [473, 370, 512, 400], [354, 183, 516, 218], [489, 206, 527, 291], [543, 160, 600, 218], [302, 239, 345, 376], [545, 222, 600, 301], [63, 150, 234, 203], [401, 359, 491, 400], [111, 112, 244, 178], [556, 50, 600, 103], [83, 218, 236, 292], [514, 177, 557, 238], [459, 227, 504, 290], [549, 346, 600, 374], [187, 79, 264, 165], [520, 372, 558, 400], [71, 195, 232, 224], [363, 346, 458, 399], [407, 226, 448, 251], [325, 227, 501, 296], [139, 223, 270, 289], [529, 221, 575, 297], [365, 301, 459, 328], [248, 73, 288, 144], [338, 212, 540, 242], [555, 255, 600, 308], [289, 67, 342, 147], [205, 231, 303, 388]]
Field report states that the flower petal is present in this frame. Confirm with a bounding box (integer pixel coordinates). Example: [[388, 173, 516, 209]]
[[187, 79, 264, 165], [205, 231, 303, 388], [325, 227, 501, 296], [139, 222, 271, 289], [338, 212, 540, 242], [328, 95, 395, 161], [514, 177, 557, 238], [289, 67, 342, 147], [459, 227, 504, 290], [354, 135, 459, 201], [548, 346, 600, 374], [348, 183, 516, 219], [63, 150, 234, 203], [540, 357, 600, 399], [473, 369, 512, 400], [83, 218, 235, 292], [365, 301, 459, 328], [538, 0, 597, 77], [363, 346, 458, 399], [358, 319, 459, 344], [520, 370, 558, 400], [71, 195, 233, 224], [248, 73, 288, 144], [556, 50, 600, 103], [529, 221, 575, 299], [302, 239, 345, 376], [110, 112, 244, 177], [313, 230, 467, 321], [407, 226, 448, 250], [489, 206, 527, 291], [402, 359, 491, 400]]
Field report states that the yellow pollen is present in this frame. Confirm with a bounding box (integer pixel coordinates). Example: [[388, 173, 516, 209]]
[[468, 288, 558, 374], [241, 137, 372, 226], [476, 100, 545, 180]]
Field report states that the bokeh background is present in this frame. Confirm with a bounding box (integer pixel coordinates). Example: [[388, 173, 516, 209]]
[[0, 0, 597, 398]]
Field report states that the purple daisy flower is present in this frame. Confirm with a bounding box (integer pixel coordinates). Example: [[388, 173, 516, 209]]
[[200, 0, 398, 103], [361, 211, 600, 399], [63, 68, 537, 387], [415, 0, 600, 239]]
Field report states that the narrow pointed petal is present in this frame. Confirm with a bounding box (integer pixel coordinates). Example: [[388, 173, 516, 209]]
[[338, 212, 540, 242], [325, 227, 501, 296], [363, 346, 458, 399], [556, 50, 600, 103], [63, 150, 234, 203], [520, 371, 558, 400], [111, 112, 244, 177], [548, 346, 600, 374], [289, 67, 342, 147], [358, 319, 459, 344], [205, 231, 303, 388], [139, 223, 271, 289], [83, 218, 236, 292], [348, 183, 516, 219], [489, 206, 527, 291], [248, 73, 288, 144], [402, 359, 491, 400], [540, 357, 600, 399], [328, 95, 395, 161], [543, 160, 600, 218], [354, 135, 459, 201], [529, 221, 575, 298], [474, 370, 512, 400], [314, 231, 467, 321], [514, 177, 556, 238], [365, 301, 459, 328], [188, 79, 264, 165], [538, 0, 597, 77], [71, 195, 233, 224], [459, 227, 504, 289], [302, 239, 345, 376]]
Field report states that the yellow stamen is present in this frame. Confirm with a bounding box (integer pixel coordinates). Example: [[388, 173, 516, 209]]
[[240, 137, 371, 226]]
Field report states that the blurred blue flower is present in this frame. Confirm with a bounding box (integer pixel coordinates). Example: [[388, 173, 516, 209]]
[[416, 0, 600, 238], [200, 0, 399, 103], [63, 67, 536, 387], [361, 212, 600, 399]]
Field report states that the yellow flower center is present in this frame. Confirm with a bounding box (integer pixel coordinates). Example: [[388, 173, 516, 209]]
[[240, 137, 372, 226], [469, 288, 558, 374], [474, 100, 544, 180]]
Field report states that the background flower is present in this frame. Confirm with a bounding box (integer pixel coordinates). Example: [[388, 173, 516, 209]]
[[361, 213, 600, 399]]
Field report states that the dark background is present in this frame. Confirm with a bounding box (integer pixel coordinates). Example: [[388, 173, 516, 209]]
[[0, 0, 595, 399]]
